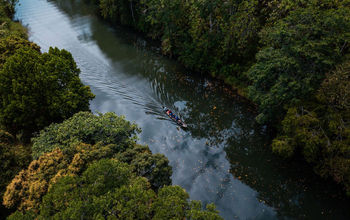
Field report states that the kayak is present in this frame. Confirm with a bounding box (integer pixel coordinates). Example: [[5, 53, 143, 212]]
[[163, 107, 187, 128]]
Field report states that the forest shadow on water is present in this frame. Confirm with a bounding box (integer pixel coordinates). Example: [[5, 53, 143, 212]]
[[15, 0, 350, 219]]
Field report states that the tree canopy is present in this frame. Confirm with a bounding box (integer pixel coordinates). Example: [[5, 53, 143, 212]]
[[0, 46, 95, 139], [0, 130, 31, 211], [3, 140, 172, 213], [248, 6, 350, 123], [272, 60, 350, 194], [31, 111, 139, 159], [3, 113, 220, 219], [3, 111, 222, 218], [0, 36, 40, 66], [87, 0, 350, 124], [7, 159, 222, 220], [0, 1, 222, 219], [3, 112, 172, 212], [85, 0, 350, 199]]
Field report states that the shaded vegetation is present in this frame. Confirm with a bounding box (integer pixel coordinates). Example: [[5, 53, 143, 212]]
[[0, 0, 26, 38], [31, 111, 139, 159], [82, 0, 350, 197], [1, 0, 94, 143], [7, 159, 221, 220], [0, 36, 40, 66], [248, 5, 350, 123], [86, 0, 269, 91], [2, 0, 350, 218], [31, 111, 172, 189], [0, 1, 35, 216], [0, 133, 31, 200], [0, 46, 95, 141], [272, 61, 350, 194], [0, 130, 31, 217], [4, 112, 221, 219], [0, 2, 221, 219]]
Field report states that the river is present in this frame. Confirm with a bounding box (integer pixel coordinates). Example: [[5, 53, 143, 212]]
[[15, 0, 350, 219]]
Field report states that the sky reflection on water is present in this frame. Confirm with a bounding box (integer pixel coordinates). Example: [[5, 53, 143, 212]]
[[15, 0, 350, 219]]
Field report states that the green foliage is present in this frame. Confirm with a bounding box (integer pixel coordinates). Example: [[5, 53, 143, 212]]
[[0, 143, 31, 198], [4, 112, 172, 212], [152, 185, 188, 219], [32, 111, 171, 189], [88, 0, 350, 125], [317, 60, 350, 110], [248, 6, 350, 123], [0, 19, 27, 39], [187, 201, 222, 220], [272, 60, 350, 194], [266, 0, 350, 23], [37, 160, 151, 220], [87, 0, 274, 89], [0, 0, 27, 38], [7, 159, 222, 220], [116, 144, 172, 189], [272, 107, 324, 162], [0, 0, 18, 18], [0, 131, 31, 204], [107, 177, 156, 219], [271, 136, 294, 158], [0, 47, 94, 140], [3, 148, 68, 211], [0, 129, 14, 143], [0, 131, 32, 219], [7, 210, 36, 220], [2, 142, 130, 211], [0, 36, 40, 66], [32, 111, 140, 159]]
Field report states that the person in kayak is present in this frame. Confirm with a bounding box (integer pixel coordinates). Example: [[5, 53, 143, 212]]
[[163, 107, 181, 122], [165, 109, 171, 115]]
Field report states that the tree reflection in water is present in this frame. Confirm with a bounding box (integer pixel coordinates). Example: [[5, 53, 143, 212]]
[[27, 0, 350, 219]]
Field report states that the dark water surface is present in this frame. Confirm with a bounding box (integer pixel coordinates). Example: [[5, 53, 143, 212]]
[[15, 0, 350, 219]]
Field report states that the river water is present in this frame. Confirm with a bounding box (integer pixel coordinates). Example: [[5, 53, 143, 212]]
[[15, 0, 350, 219]]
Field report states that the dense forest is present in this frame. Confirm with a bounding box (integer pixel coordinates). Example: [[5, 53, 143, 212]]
[[0, 0, 222, 219], [84, 0, 350, 197], [1, 0, 350, 218]]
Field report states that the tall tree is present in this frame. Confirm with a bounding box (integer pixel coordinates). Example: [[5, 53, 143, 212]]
[[31, 111, 140, 159], [0, 47, 95, 140], [7, 159, 222, 220], [3, 112, 172, 212], [248, 6, 350, 123], [272, 60, 350, 194]]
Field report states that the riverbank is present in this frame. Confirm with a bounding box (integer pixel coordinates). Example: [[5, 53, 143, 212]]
[[11, 0, 350, 219], [0, 1, 27, 38], [0, 1, 224, 219], [84, 0, 350, 199], [85, 0, 254, 97]]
